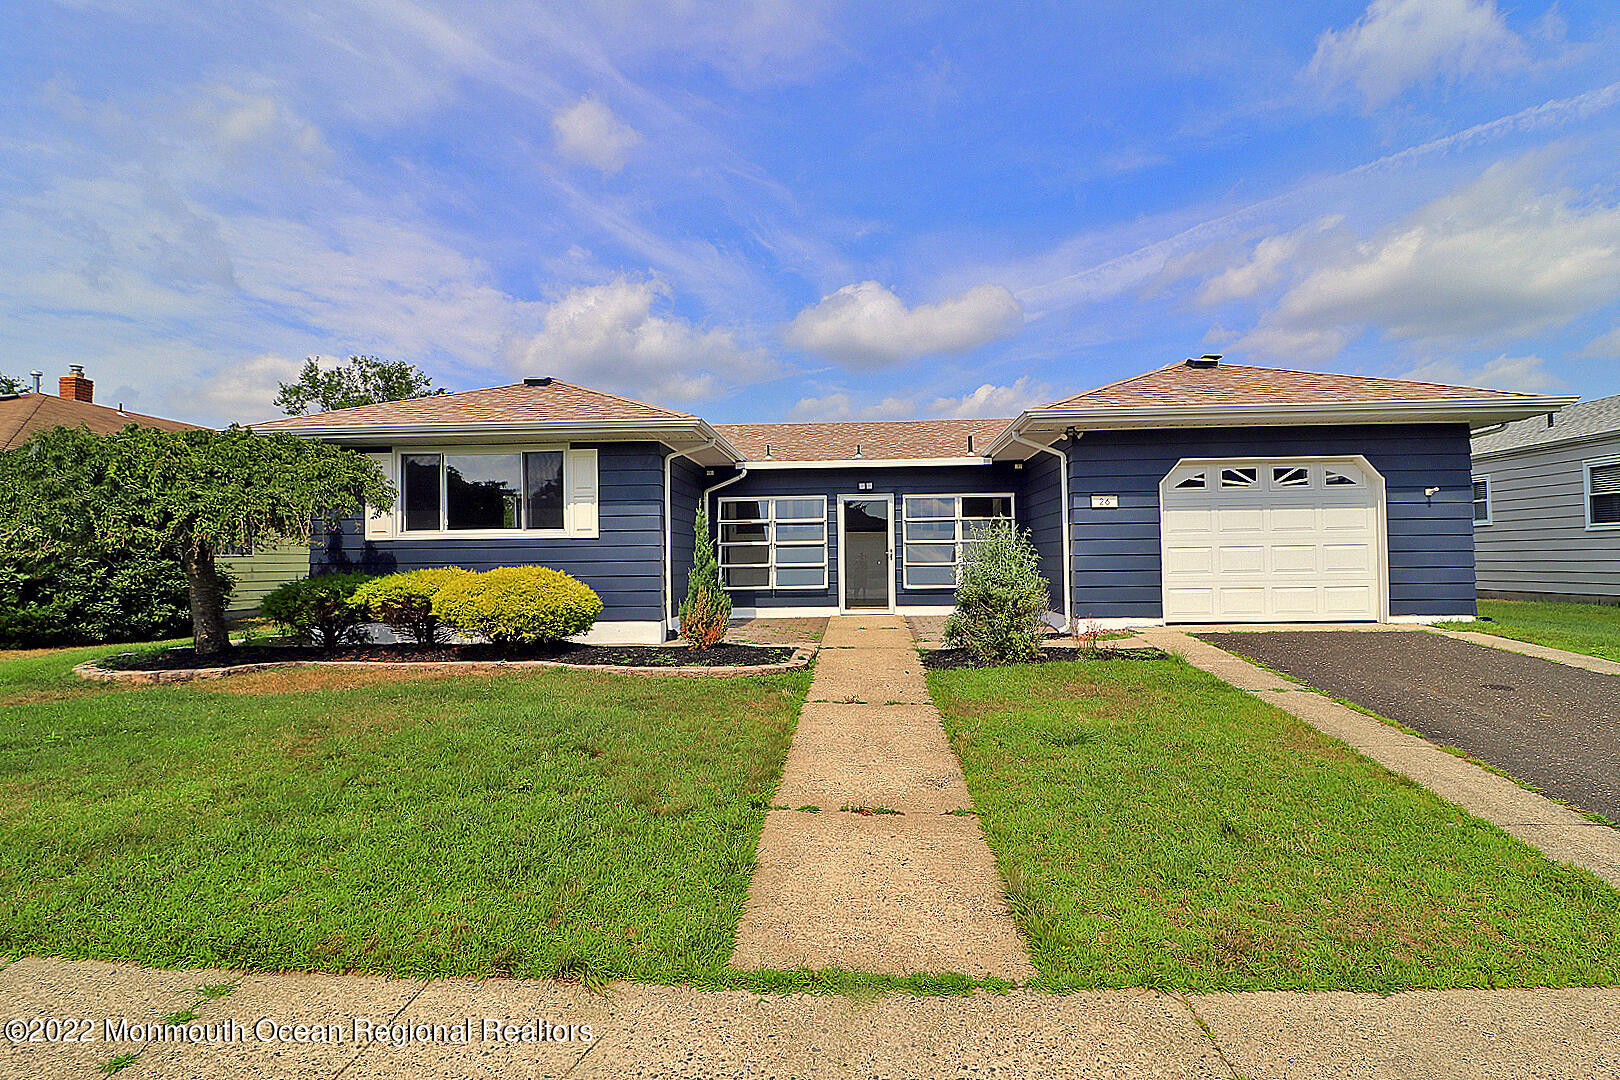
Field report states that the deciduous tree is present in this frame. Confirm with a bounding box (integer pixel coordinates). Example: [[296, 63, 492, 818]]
[[274, 355, 444, 416]]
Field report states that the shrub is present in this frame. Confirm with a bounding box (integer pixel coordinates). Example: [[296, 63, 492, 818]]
[[678, 506, 730, 648], [942, 520, 1051, 666], [351, 568, 470, 645], [0, 544, 219, 647], [261, 572, 375, 649], [432, 566, 602, 646]]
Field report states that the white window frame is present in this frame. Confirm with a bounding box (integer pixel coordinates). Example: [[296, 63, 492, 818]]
[[718, 495, 829, 591], [1472, 475, 1492, 526], [900, 492, 1016, 590], [380, 445, 595, 540], [1584, 456, 1620, 531]]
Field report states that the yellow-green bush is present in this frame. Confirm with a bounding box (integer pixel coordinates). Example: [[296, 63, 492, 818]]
[[351, 567, 471, 644], [431, 565, 603, 646]]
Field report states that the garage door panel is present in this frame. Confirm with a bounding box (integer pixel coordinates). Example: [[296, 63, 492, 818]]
[[1161, 458, 1382, 623]]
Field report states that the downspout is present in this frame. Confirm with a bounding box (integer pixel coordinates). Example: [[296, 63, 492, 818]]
[[1006, 433, 1074, 629], [663, 439, 717, 635]]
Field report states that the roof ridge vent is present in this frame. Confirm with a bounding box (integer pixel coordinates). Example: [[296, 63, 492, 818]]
[[524, 377, 553, 386], [1185, 355, 1221, 369]]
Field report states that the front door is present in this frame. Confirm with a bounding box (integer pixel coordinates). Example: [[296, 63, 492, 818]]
[[840, 496, 893, 611]]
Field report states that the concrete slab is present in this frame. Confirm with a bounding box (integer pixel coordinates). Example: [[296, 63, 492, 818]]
[[734, 806, 1032, 979], [807, 665, 933, 705], [820, 619, 916, 651], [1190, 987, 1620, 1080], [0, 957, 234, 1080], [1444, 629, 1620, 676]]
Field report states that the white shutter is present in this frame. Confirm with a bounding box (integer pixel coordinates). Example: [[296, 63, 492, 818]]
[[363, 452, 396, 540], [564, 448, 599, 537]]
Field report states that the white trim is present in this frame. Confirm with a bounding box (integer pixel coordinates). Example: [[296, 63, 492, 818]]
[[386, 444, 597, 539], [1004, 433, 1074, 628], [663, 437, 720, 626], [837, 493, 895, 613], [1389, 614, 1477, 624], [1471, 474, 1493, 526], [717, 494, 830, 591], [741, 456, 993, 469], [1584, 455, 1620, 531], [255, 418, 743, 462], [1158, 454, 1390, 624]]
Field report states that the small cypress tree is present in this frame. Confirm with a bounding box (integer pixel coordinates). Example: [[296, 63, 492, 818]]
[[679, 505, 731, 648]]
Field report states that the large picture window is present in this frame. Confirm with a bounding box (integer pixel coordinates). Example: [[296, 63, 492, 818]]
[[718, 497, 828, 589], [902, 494, 1014, 589], [400, 451, 566, 533]]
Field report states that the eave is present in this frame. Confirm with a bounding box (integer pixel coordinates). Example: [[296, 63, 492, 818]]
[[250, 418, 743, 467]]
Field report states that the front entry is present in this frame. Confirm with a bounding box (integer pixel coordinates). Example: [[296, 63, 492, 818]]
[[839, 495, 893, 611]]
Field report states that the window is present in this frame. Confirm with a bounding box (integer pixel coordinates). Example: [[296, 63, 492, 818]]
[[400, 451, 568, 533], [1272, 466, 1310, 487], [1324, 468, 1358, 487], [1220, 467, 1257, 487], [718, 497, 828, 589], [902, 494, 1015, 589], [1472, 477, 1492, 525], [1587, 459, 1620, 529], [1174, 471, 1207, 489]]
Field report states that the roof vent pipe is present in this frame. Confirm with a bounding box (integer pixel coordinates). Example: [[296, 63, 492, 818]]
[[854, 443, 862, 459], [29, 370, 42, 393], [1185, 355, 1221, 369], [524, 377, 552, 386], [967, 434, 974, 453]]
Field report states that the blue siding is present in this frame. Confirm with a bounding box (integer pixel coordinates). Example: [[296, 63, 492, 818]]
[[313, 441, 671, 622], [711, 464, 1029, 610], [1016, 449, 1065, 612], [667, 455, 705, 625], [1062, 423, 1477, 619]]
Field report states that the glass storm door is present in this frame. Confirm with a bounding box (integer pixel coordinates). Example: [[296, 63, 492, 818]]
[[840, 496, 893, 611]]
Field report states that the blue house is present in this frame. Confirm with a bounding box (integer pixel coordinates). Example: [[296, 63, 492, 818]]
[[254, 358, 1568, 643]]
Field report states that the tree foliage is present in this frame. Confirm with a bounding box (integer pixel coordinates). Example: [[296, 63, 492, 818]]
[[679, 505, 730, 648], [942, 520, 1051, 665], [0, 425, 392, 656], [0, 373, 26, 396], [0, 545, 219, 647], [274, 355, 445, 416]]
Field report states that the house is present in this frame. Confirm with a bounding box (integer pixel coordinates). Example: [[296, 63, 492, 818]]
[[0, 366, 306, 613], [252, 358, 1569, 643], [1471, 393, 1620, 604]]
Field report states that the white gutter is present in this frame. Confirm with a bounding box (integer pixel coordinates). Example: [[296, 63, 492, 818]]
[[740, 456, 993, 470], [1006, 432, 1074, 630], [664, 437, 721, 634], [252, 417, 745, 459]]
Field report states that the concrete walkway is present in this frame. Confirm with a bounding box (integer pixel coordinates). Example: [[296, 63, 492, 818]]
[[1441, 627, 1620, 676], [730, 614, 1034, 980], [1143, 628, 1620, 889], [5, 957, 1619, 1079]]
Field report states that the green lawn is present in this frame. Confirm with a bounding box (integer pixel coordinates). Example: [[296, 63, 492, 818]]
[[928, 655, 1620, 993], [0, 643, 810, 987], [1473, 598, 1620, 663]]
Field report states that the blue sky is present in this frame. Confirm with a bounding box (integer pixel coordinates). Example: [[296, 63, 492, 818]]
[[2, 0, 1618, 426]]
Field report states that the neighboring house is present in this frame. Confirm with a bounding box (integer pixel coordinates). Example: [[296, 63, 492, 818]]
[[0, 366, 305, 614], [253, 359, 1567, 643], [1471, 394, 1620, 604]]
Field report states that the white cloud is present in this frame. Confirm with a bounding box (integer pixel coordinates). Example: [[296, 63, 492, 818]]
[[783, 281, 1024, 365], [786, 391, 919, 422], [1579, 327, 1620, 359], [195, 352, 308, 425], [1238, 153, 1620, 360], [786, 377, 1049, 421], [1308, 0, 1525, 106], [1197, 217, 1343, 305], [552, 98, 642, 173], [515, 276, 771, 402], [927, 377, 1050, 418], [1232, 326, 1355, 364], [1398, 354, 1564, 393]]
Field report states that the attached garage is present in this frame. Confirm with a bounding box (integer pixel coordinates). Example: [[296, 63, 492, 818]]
[[1159, 457, 1386, 623]]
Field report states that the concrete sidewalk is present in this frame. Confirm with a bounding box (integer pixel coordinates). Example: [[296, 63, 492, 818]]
[[3, 957, 1618, 1079], [729, 615, 1033, 980]]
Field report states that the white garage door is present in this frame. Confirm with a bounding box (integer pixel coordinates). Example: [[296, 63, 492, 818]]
[[1160, 459, 1384, 623]]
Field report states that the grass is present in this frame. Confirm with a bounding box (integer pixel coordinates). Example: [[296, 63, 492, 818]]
[[1472, 599, 1620, 663], [0, 641, 815, 987], [927, 655, 1620, 993]]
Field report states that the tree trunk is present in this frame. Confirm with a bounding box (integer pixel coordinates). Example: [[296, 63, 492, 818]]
[[182, 540, 231, 657]]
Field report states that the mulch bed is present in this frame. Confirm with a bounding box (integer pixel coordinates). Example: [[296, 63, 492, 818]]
[[102, 641, 797, 672], [922, 646, 1169, 670]]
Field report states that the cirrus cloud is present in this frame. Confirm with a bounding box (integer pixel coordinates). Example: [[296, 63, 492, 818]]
[[783, 281, 1024, 366], [1308, 0, 1526, 107]]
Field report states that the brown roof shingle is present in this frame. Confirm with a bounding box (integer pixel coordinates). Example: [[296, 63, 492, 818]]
[[0, 393, 202, 450], [1046, 361, 1542, 410], [714, 418, 1011, 462], [252, 380, 695, 430]]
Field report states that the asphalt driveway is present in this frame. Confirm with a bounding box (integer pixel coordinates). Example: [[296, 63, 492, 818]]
[[1197, 630, 1620, 821]]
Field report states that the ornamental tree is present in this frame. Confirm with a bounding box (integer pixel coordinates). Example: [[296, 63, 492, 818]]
[[0, 425, 391, 656], [678, 505, 730, 648]]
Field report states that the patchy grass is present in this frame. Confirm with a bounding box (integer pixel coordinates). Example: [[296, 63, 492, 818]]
[[1473, 599, 1620, 663], [0, 642, 814, 987], [928, 655, 1620, 993]]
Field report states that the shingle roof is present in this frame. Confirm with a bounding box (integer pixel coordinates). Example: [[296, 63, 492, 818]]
[[0, 393, 202, 450], [714, 418, 1012, 462], [1046, 361, 1543, 409], [252, 380, 695, 430], [1472, 393, 1618, 456]]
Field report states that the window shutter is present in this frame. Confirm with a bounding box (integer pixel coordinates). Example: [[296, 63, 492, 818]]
[[363, 452, 395, 540], [565, 448, 599, 537]]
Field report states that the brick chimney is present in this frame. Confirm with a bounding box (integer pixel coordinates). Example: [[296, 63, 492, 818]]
[[59, 365, 93, 403]]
